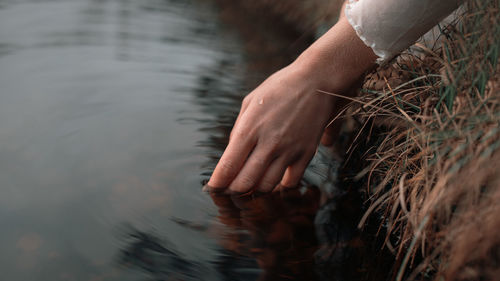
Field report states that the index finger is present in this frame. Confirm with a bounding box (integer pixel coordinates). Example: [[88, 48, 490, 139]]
[[208, 130, 256, 190]]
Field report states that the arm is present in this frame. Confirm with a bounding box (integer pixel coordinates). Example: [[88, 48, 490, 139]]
[[344, 0, 462, 64], [207, 13, 377, 194], [207, 0, 462, 194]]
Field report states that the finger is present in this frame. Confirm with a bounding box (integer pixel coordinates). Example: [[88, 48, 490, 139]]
[[228, 147, 273, 194], [320, 122, 341, 146], [230, 114, 243, 141], [321, 98, 348, 146], [230, 100, 250, 141], [255, 157, 289, 193], [208, 136, 256, 190], [279, 156, 311, 188]]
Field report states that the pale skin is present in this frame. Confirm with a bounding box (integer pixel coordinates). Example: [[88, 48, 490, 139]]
[[207, 5, 378, 194]]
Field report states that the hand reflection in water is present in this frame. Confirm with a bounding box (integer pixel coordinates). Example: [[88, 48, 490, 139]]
[[210, 187, 321, 281]]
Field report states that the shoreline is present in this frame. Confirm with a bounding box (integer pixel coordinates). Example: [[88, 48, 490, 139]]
[[233, 0, 500, 280]]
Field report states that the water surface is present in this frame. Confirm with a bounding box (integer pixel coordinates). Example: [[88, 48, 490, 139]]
[[0, 1, 390, 280]]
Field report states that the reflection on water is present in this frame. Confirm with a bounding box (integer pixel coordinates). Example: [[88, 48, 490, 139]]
[[0, 0, 391, 280], [118, 226, 204, 280], [210, 189, 320, 280]]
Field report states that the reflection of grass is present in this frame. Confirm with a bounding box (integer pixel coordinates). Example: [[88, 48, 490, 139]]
[[342, 0, 500, 280]]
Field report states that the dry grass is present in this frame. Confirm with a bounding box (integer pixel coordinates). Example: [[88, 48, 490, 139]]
[[214, 0, 499, 279], [343, 0, 500, 280]]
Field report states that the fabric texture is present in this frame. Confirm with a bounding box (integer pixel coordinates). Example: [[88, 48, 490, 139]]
[[345, 0, 463, 64]]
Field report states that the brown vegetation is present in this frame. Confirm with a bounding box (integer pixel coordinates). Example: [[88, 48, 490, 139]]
[[211, 0, 499, 279], [342, 1, 500, 280]]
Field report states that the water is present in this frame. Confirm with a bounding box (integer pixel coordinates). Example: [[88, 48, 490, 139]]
[[0, 1, 391, 280]]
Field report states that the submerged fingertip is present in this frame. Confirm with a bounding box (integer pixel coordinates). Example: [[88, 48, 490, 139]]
[[227, 185, 253, 197], [203, 182, 228, 194], [231, 189, 254, 198], [279, 180, 299, 190]]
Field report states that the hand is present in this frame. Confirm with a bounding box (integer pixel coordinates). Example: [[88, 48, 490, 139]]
[[207, 63, 337, 193], [207, 16, 377, 194]]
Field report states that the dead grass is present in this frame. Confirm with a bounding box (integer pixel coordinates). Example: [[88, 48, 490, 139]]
[[215, 0, 500, 279], [342, 0, 500, 280]]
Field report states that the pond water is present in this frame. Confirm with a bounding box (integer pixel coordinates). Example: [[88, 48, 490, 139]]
[[0, 0, 391, 280]]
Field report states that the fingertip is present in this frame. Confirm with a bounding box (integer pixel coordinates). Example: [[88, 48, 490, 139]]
[[271, 183, 286, 193], [206, 176, 226, 192], [256, 183, 277, 194], [225, 186, 251, 196], [203, 182, 227, 193], [280, 162, 307, 188], [209, 149, 251, 191], [321, 123, 341, 146], [280, 177, 300, 189], [227, 183, 253, 196], [278, 180, 300, 190], [208, 163, 242, 192], [209, 162, 236, 189], [320, 131, 333, 146], [227, 148, 272, 195], [255, 160, 287, 193], [271, 183, 301, 196]]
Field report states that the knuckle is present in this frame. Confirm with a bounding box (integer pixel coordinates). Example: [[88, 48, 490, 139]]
[[219, 159, 237, 176], [292, 147, 306, 157], [242, 96, 251, 106], [258, 180, 275, 191], [239, 175, 256, 189], [230, 125, 257, 143], [267, 133, 284, 152], [252, 156, 267, 166], [232, 128, 247, 140]]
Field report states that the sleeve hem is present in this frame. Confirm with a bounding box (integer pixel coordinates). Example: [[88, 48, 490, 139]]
[[345, 0, 393, 65]]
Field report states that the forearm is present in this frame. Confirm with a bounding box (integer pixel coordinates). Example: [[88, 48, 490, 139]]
[[291, 0, 463, 94], [292, 11, 377, 94]]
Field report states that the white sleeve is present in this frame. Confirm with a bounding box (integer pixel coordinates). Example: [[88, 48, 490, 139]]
[[345, 0, 463, 64]]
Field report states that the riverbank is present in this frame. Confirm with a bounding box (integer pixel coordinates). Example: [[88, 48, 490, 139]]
[[341, 1, 500, 280], [242, 0, 500, 280]]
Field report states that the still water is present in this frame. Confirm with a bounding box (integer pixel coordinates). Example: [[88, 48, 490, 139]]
[[0, 0, 390, 280]]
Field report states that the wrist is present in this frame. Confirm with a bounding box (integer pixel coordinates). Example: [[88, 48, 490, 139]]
[[291, 16, 377, 93]]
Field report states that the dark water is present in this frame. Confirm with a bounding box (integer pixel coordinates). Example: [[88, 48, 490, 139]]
[[0, 1, 391, 280]]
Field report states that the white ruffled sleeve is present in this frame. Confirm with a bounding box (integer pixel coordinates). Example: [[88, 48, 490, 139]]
[[345, 0, 463, 64]]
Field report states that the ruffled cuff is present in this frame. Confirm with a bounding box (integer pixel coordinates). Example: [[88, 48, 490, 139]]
[[345, 0, 392, 65], [344, 0, 462, 65]]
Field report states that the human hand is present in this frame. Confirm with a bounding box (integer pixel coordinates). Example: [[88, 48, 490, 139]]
[[206, 16, 377, 194], [207, 63, 337, 193]]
